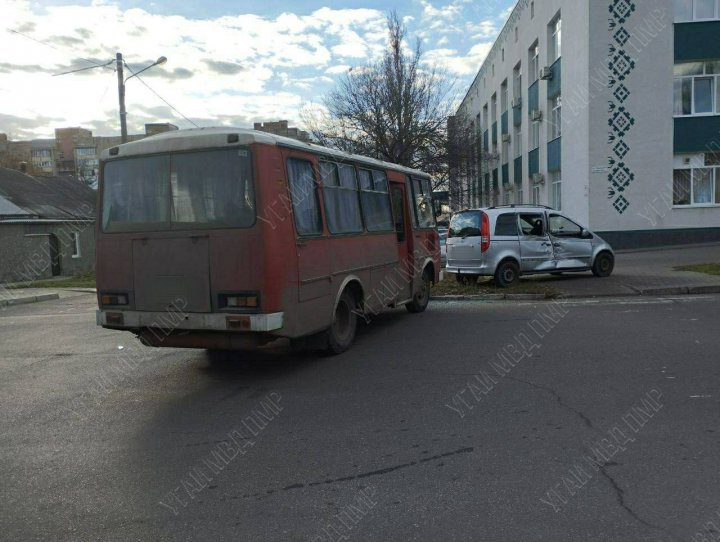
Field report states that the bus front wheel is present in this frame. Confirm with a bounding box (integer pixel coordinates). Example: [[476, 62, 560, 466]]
[[326, 290, 358, 355]]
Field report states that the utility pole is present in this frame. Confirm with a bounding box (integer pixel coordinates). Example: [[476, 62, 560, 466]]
[[116, 52, 128, 143]]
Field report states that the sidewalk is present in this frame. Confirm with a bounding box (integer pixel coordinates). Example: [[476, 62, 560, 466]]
[[518, 243, 720, 298], [0, 287, 94, 307]]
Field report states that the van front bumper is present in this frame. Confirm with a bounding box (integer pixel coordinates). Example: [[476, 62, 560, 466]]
[[96, 309, 284, 332]]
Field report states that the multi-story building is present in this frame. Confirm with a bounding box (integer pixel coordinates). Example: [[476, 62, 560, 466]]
[[450, 0, 720, 248], [30, 139, 58, 175]]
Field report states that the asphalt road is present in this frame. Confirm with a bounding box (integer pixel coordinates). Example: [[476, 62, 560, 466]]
[[1, 292, 720, 541]]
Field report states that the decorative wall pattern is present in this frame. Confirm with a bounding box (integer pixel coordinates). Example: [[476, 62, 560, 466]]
[[607, 0, 637, 214]]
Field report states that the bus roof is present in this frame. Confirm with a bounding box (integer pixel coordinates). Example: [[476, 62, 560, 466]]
[[100, 127, 432, 180]]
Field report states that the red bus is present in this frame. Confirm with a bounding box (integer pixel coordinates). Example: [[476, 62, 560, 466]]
[[96, 128, 440, 354]]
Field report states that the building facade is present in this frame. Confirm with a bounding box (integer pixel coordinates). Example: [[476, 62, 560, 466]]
[[451, 0, 720, 248]]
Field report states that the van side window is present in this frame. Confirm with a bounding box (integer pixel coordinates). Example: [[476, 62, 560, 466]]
[[287, 158, 323, 236], [519, 213, 545, 236], [549, 214, 582, 236], [494, 213, 519, 236]]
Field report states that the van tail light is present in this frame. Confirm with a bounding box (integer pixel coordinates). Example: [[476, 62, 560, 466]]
[[481, 213, 490, 252]]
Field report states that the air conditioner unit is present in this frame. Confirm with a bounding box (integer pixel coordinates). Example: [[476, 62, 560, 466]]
[[502, 133, 511, 143], [540, 67, 553, 80], [531, 109, 543, 122], [511, 97, 522, 108], [532, 173, 545, 184]]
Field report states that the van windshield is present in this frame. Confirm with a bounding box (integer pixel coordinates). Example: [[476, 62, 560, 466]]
[[101, 148, 255, 232], [449, 211, 481, 238]]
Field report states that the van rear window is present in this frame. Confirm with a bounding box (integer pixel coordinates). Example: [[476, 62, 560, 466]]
[[494, 213, 519, 236], [449, 211, 481, 238]]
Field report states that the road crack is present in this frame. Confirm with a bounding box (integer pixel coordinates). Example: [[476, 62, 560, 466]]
[[598, 465, 678, 541], [505, 376, 594, 429]]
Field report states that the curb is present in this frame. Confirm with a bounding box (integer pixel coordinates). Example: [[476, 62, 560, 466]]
[[0, 293, 59, 307], [431, 284, 720, 302]]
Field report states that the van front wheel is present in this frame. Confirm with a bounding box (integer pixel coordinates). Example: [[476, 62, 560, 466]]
[[494, 260, 520, 288]]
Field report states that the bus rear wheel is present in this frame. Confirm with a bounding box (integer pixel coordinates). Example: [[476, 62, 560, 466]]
[[406, 269, 431, 313], [326, 290, 357, 355]]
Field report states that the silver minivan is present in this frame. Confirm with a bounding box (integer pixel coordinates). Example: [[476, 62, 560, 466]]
[[445, 205, 615, 287]]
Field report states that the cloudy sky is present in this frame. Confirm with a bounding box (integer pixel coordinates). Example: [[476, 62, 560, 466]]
[[1, 0, 514, 140]]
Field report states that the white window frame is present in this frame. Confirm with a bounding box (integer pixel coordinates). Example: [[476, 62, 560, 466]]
[[549, 15, 562, 63], [676, 0, 720, 21], [501, 82, 508, 113], [530, 120, 540, 151], [549, 96, 562, 140], [513, 64, 522, 101], [532, 184, 541, 205], [529, 43, 540, 83], [551, 171, 562, 210], [514, 124, 523, 159], [71, 232, 81, 258], [673, 163, 720, 207], [673, 62, 720, 117]]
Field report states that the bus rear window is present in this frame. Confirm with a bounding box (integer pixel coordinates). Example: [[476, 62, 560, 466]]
[[102, 148, 255, 232], [449, 211, 481, 238]]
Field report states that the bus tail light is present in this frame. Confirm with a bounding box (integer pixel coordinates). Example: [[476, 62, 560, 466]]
[[220, 293, 259, 310], [481, 213, 491, 252], [101, 294, 129, 306]]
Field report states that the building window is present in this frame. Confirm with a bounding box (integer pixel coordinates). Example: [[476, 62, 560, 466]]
[[531, 1, 535, 19], [549, 96, 562, 140], [676, 0, 720, 21], [549, 15, 562, 63], [529, 42, 540, 83], [501, 80, 508, 112], [514, 124, 522, 158], [515, 26, 519, 42], [502, 141, 509, 164], [530, 121, 540, 150], [71, 232, 81, 258], [491, 94, 497, 124], [513, 63, 522, 102], [674, 61, 720, 116], [517, 189, 524, 204], [673, 155, 720, 206], [550, 171, 562, 210], [532, 184, 541, 205]]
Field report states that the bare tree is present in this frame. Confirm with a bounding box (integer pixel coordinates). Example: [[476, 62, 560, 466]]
[[305, 12, 456, 190]]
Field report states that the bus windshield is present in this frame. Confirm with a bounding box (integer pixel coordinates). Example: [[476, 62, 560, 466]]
[[101, 148, 255, 232]]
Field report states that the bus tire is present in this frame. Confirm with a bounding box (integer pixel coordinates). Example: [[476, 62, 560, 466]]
[[326, 290, 357, 355], [406, 269, 431, 313]]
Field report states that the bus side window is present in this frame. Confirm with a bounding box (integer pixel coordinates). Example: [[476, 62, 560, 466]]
[[287, 158, 323, 236]]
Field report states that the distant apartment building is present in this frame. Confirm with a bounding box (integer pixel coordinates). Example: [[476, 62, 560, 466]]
[[254, 120, 311, 142], [0, 122, 179, 184], [30, 139, 58, 175], [450, 0, 720, 248]]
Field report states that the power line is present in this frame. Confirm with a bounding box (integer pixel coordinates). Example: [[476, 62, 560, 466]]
[[8, 29, 111, 71], [123, 62, 200, 129]]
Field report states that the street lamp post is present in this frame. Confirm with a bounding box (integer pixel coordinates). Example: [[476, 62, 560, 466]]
[[115, 52, 167, 143]]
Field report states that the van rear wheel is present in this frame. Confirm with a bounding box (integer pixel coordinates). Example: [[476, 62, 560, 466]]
[[326, 290, 357, 355], [494, 260, 520, 288]]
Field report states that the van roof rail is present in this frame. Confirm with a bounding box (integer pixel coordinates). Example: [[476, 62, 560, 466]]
[[487, 204, 554, 210]]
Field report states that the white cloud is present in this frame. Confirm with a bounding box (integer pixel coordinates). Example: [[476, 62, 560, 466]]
[[0, 1, 388, 138], [424, 42, 493, 76]]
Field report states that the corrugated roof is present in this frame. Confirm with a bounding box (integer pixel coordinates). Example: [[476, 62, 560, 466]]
[[0, 167, 96, 221]]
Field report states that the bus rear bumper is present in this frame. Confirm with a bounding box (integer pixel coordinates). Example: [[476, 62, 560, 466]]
[[96, 310, 284, 333]]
